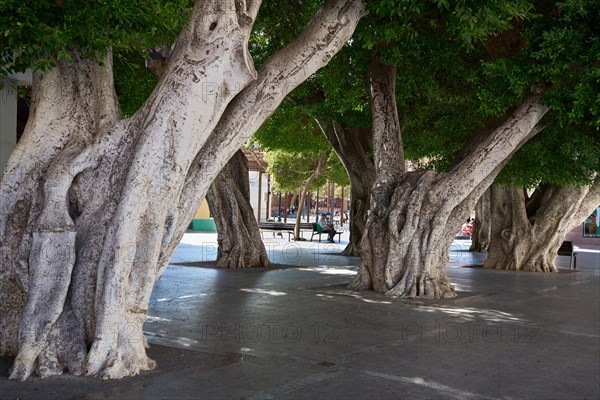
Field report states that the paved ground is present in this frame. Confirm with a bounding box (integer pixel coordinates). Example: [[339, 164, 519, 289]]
[[1, 231, 599, 400]]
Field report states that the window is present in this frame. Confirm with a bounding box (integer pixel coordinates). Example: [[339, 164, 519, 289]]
[[582, 207, 600, 238]]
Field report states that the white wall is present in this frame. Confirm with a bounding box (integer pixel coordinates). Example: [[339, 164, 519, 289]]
[[248, 171, 269, 222]]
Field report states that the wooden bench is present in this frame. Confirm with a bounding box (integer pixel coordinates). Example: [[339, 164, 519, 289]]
[[259, 222, 313, 242], [310, 223, 342, 243], [557, 240, 578, 270]]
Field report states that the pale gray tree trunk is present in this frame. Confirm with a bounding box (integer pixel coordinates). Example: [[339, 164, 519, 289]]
[[484, 182, 599, 272], [206, 151, 271, 268], [470, 187, 492, 252], [349, 58, 549, 298], [1, 1, 261, 380], [159, 0, 366, 268], [146, 43, 270, 269], [0, 0, 366, 381]]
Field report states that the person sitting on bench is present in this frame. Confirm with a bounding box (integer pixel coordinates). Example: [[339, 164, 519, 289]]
[[318, 213, 337, 243]]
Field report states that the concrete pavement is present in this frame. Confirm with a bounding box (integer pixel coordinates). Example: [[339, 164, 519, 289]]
[[1, 231, 598, 399]]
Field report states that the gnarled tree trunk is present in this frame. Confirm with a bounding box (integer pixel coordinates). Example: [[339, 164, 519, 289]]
[[206, 150, 271, 268], [349, 58, 549, 298], [1, 1, 260, 381], [470, 186, 492, 252], [484, 182, 599, 272], [0, 0, 366, 381], [323, 122, 375, 256]]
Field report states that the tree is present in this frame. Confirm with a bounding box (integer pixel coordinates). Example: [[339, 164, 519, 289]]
[[0, 0, 366, 380], [206, 150, 271, 269], [255, 101, 349, 240], [478, 0, 600, 271], [349, 58, 547, 298], [263, 149, 330, 239], [144, 46, 271, 270], [255, 43, 374, 255], [323, 123, 374, 255], [470, 187, 492, 252], [344, 0, 559, 298], [484, 182, 599, 272]]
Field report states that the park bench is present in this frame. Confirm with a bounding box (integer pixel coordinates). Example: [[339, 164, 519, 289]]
[[557, 240, 578, 270], [259, 222, 313, 242], [259, 222, 342, 243]]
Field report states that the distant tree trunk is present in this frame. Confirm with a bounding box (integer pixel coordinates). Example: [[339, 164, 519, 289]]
[[206, 151, 271, 268], [0, 0, 366, 381], [289, 192, 298, 211], [318, 121, 375, 256], [349, 58, 549, 298], [484, 182, 599, 272], [294, 153, 326, 239], [470, 187, 492, 252]]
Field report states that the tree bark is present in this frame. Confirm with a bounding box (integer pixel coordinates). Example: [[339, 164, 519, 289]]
[[158, 0, 366, 269], [349, 58, 549, 298], [470, 187, 492, 252], [206, 151, 271, 268], [484, 181, 599, 272], [1, 1, 260, 381], [0, 0, 366, 381], [316, 120, 375, 256]]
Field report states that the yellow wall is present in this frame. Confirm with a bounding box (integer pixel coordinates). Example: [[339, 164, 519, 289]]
[[194, 199, 211, 219]]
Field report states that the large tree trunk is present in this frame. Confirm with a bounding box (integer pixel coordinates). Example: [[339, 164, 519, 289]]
[[206, 151, 271, 269], [1, 1, 260, 381], [323, 123, 375, 256], [470, 186, 492, 252], [0, 0, 366, 381], [349, 59, 549, 298], [158, 0, 366, 268], [484, 182, 600, 272]]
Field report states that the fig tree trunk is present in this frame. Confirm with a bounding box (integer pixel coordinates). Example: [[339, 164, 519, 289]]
[[323, 123, 375, 256], [206, 150, 271, 268], [470, 187, 492, 252], [0, 0, 366, 380], [484, 182, 600, 272], [349, 58, 549, 298]]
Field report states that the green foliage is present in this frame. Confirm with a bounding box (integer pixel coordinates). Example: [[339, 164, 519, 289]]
[[264, 149, 348, 194], [249, 0, 323, 68], [264, 150, 321, 193], [0, 0, 191, 76], [325, 151, 350, 187], [112, 52, 158, 118], [362, 0, 533, 47], [253, 103, 329, 153], [493, 0, 600, 186]]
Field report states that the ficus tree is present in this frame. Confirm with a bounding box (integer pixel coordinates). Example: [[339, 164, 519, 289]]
[[0, 0, 366, 380], [346, 0, 555, 298], [254, 43, 374, 255], [205, 149, 271, 269], [262, 147, 345, 240], [477, 0, 600, 272], [349, 0, 598, 294]]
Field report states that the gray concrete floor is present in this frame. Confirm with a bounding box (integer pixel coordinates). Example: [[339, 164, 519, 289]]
[[2, 232, 599, 399]]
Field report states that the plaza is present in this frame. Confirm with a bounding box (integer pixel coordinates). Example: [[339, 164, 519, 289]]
[[2, 232, 598, 399]]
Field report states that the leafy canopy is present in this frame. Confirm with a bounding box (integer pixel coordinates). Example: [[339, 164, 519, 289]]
[[0, 0, 191, 76]]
